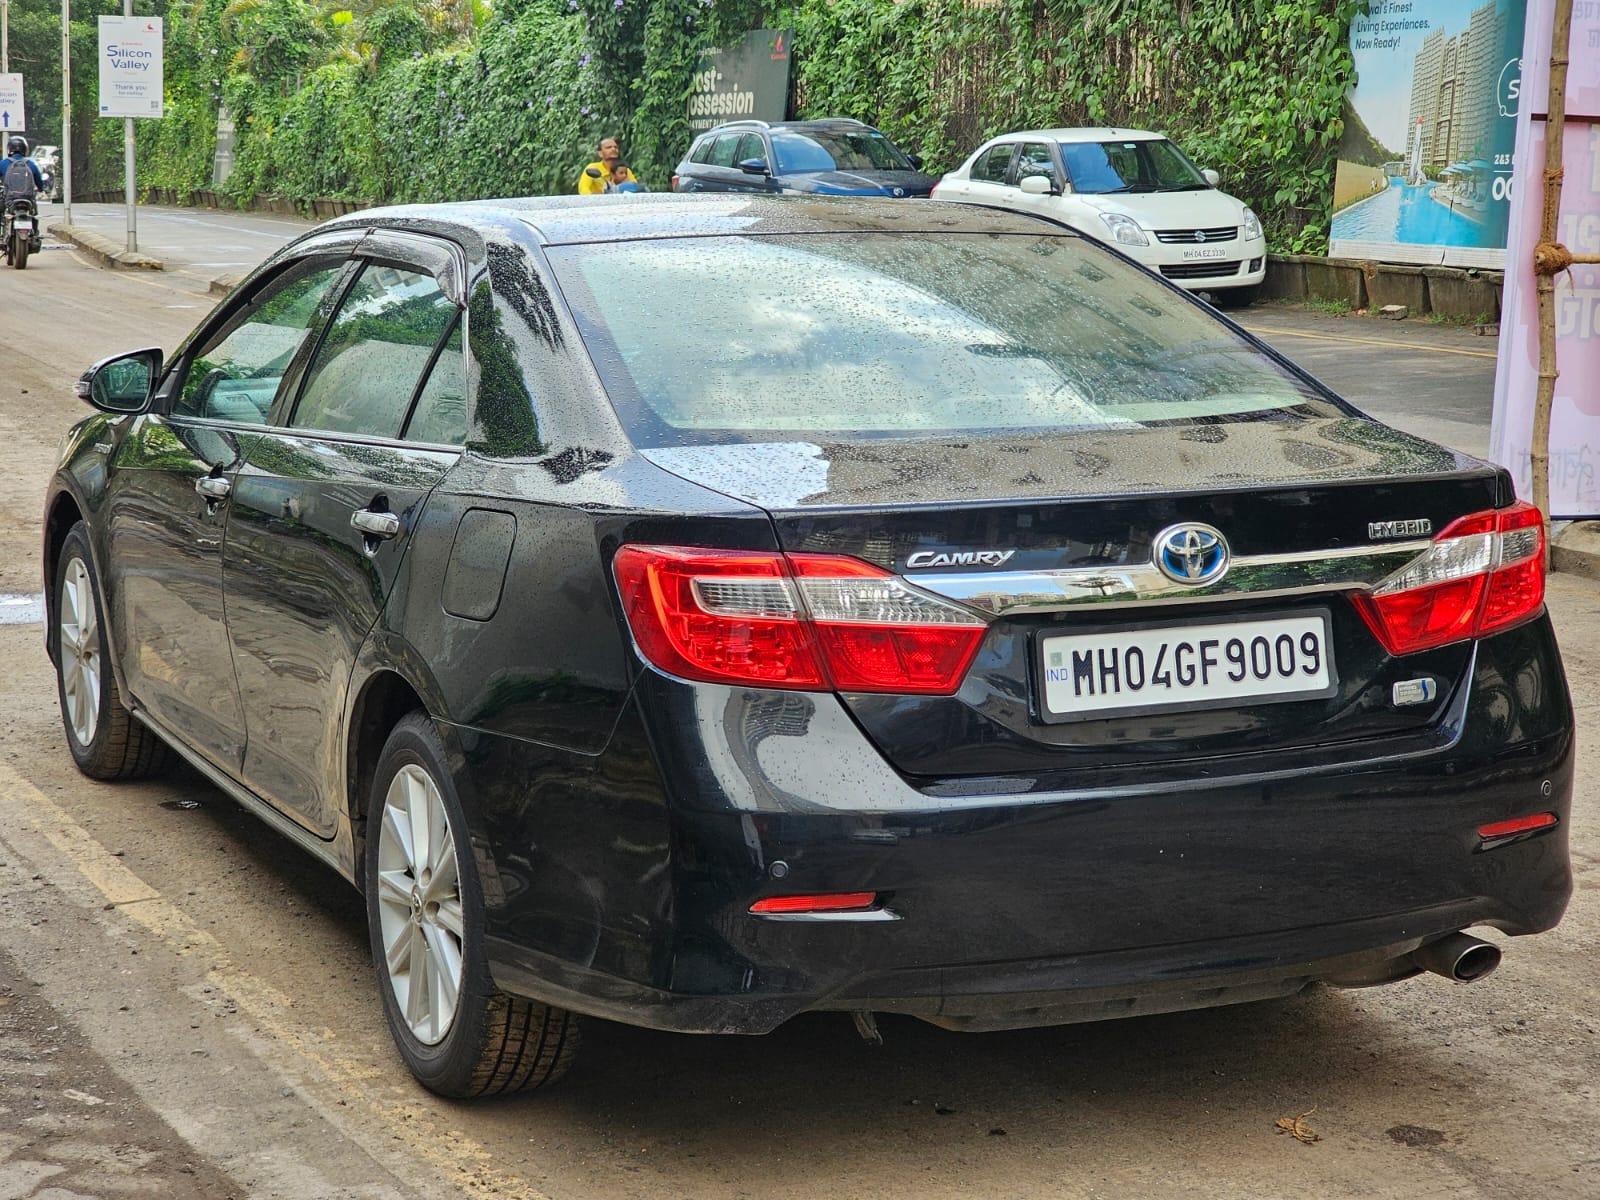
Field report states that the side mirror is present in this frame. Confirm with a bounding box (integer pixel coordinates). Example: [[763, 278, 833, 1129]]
[[1018, 174, 1055, 196], [1202, 168, 1220, 187], [738, 157, 770, 175], [907, 153, 924, 170], [75, 348, 161, 414]]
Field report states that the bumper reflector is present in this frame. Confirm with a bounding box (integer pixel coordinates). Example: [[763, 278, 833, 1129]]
[[749, 892, 878, 915], [1477, 811, 1558, 847]]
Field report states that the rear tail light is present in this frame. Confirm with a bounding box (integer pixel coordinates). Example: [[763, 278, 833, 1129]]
[[612, 545, 987, 694], [1477, 811, 1558, 848], [1355, 503, 1545, 655], [750, 892, 878, 914], [670, 174, 680, 190]]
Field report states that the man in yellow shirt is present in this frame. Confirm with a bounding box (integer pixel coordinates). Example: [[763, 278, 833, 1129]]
[[578, 137, 637, 195]]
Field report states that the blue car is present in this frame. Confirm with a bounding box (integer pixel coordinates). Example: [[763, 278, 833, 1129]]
[[672, 118, 936, 197]]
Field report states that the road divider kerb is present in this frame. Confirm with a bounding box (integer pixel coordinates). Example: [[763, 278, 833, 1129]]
[[47, 222, 165, 271], [0, 759, 554, 1200], [1553, 523, 1600, 582], [209, 270, 244, 297]]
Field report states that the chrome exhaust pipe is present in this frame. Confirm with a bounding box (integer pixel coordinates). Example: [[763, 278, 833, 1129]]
[[1411, 933, 1502, 983]]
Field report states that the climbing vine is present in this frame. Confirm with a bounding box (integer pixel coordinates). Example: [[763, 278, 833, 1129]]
[[84, 0, 1358, 251]]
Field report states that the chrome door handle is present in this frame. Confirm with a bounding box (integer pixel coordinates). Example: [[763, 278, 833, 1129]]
[[351, 509, 401, 539], [195, 475, 232, 499]]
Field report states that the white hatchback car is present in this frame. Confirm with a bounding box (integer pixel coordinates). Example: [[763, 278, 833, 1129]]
[[932, 128, 1267, 305]]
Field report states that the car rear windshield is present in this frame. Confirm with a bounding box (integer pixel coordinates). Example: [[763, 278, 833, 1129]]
[[547, 233, 1338, 448], [770, 130, 912, 173], [1059, 139, 1209, 194]]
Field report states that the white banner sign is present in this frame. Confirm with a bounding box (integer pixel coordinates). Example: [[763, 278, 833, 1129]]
[[98, 16, 164, 119], [1490, 0, 1600, 517], [0, 74, 25, 133]]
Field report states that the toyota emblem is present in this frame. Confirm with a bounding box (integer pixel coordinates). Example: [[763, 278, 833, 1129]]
[[1153, 523, 1230, 586]]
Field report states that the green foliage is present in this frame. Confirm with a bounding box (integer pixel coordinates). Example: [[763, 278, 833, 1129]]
[[68, 0, 1357, 251]]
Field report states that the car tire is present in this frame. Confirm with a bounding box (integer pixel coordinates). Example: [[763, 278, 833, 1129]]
[[365, 712, 579, 1097], [1211, 284, 1259, 309], [53, 523, 169, 780]]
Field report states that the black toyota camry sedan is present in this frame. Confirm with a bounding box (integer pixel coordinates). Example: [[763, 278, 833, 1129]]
[[43, 195, 1572, 1096]]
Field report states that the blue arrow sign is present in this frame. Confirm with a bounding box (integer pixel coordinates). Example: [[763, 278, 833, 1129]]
[[1, 112, 9, 129]]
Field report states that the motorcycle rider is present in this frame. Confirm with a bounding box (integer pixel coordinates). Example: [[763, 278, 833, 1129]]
[[2, 136, 45, 267], [1, 137, 44, 194]]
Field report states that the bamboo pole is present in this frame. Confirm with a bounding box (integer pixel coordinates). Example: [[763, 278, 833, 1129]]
[[1530, 0, 1576, 543]]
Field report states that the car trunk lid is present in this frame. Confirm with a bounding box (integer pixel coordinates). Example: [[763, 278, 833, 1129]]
[[640, 419, 1509, 780]]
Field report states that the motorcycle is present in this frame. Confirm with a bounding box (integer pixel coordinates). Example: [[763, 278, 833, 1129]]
[[3, 193, 39, 270]]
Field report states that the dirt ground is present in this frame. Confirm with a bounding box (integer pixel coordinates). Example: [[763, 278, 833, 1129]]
[[0, 222, 1596, 1199]]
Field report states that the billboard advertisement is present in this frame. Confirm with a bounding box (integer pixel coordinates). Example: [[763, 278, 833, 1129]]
[[98, 16, 164, 120], [1330, 0, 1527, 268], [687, 29, 793, 135], [1490, 0, 1600, 518]]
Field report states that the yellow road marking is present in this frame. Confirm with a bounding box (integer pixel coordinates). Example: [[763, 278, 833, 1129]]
[[0, 759, 552, 1200], [1242, 323, 1498, 361]]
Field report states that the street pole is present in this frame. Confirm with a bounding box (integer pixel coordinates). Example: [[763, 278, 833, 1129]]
[[122, 0, 134, 252], [3, 0, 10, 73], [60, 0, 70, 226]]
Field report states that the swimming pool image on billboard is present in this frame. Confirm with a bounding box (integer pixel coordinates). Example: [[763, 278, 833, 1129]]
[[1331, 0, 1526, 265], [1333, 175, 1498, 247]]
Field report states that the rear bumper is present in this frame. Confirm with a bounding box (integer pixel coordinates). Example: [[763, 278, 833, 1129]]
[[484, 720, 1571, 1035], [479, 620, 1574, 1035], [490, 900, 1546, 1035]]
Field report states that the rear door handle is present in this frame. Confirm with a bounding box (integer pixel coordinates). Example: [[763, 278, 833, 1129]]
[[195, 475, 232, 499], [351, 508, 401, 539]]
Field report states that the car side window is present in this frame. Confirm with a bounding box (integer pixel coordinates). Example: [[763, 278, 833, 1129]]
[[404, 322, 467, 446], [690, 137, 714, 165], [290, 263, 458, 440], [173, 263, 344, 423], [734, 133, 766, 165], [970, 143, 1014, 184], [708, 135, 740, 168], [1016, 143, 1057, 186]]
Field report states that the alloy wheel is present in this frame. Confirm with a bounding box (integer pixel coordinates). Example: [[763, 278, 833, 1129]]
[[376, 763, 465, 1045], [59, 556, 101, 747]]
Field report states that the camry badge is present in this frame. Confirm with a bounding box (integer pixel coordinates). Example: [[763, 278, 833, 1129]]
[[1368, 518, 1432, 540], [906, 549, 1016, 569], [1153, 523, 1229, 586]]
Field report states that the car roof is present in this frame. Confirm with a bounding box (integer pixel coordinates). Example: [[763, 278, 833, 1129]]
[[990, 127, 1165, 144], [347, 194, 1065, 247], [696, 118, 883, 138]]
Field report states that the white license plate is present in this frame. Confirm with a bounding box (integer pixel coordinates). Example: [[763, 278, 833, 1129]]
[[13, 218, 32, 231], [1181, 245, 1227, 260], [1038, 613, 1334, 721]]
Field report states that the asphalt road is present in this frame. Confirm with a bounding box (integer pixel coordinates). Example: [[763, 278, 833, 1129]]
[[0, 210, 1593, 1200]]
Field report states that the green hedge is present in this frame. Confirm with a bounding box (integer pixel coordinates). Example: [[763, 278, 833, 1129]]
[[106, 0, 1359, 252]]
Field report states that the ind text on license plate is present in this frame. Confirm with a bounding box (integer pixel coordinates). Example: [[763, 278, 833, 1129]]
[[1037, 612, 1335, 721]]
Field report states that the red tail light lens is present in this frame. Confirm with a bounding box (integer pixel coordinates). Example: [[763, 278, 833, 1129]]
[[612, 545, 987, 694], [670, 174, 680, 190], [750, 892, 878, 914], [1355, 503, 1545, 655], [1477, 811, 1558, 845]]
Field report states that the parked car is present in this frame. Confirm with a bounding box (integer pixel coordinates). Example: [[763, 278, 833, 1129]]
[[46, 195, 1571, 1097], [30, 144, 62, 202], [933, 127, 1268, 304], [672, 118, 936, 196]]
